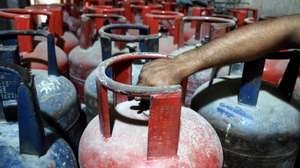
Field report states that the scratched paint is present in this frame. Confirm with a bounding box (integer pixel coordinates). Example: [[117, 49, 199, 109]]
[[0, 122, 78, 168], [191, 77, 300, 167]]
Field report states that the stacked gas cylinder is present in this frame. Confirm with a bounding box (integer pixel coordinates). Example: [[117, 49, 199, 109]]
[[0, 0, 299, 168]]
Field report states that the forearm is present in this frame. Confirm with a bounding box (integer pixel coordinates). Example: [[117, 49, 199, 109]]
[[174, 15, 300, 78]]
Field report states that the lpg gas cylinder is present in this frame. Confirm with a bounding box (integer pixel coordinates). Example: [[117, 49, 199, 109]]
[[3, 8, 69, 75], [145, 10, 184, 54], [69, 13, 126, 102], [0, 30, 84, 151], [128, 3, 163, 23], [27, 5, 79, 54], [83, 23, 160, 122], [182, 16, 236, 105], [229, 7, 258, 27], [79, 53, 223, 168], [118, 0, 144, 23], [0, 72, 77, 168], [191, 51, 300, 167]]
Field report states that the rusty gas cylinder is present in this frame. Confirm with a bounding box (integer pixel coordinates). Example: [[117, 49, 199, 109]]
[[191, 51, 300, 167], [145, 10, 184, 54], [27, 4, 79, 55], [83, 23, 160, 122], [69, 13, 126, 102], [3, 8, 69, 75], [79, 53, 223, 168]]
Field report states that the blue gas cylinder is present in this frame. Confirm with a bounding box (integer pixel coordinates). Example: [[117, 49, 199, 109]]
[[0, 72, 77, 167], [191, 54, 300, 167], [0, 30, 84, 151]]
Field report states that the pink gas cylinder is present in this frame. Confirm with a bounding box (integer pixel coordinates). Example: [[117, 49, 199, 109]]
[[3, 8, 69, 75], [69, 13, 126, 102], [229, 8, 258, 27], [27, 5, 79, 54], [182, 16, 236, 105], [79, 53, 223, 168], [145, 10, 184, 54]]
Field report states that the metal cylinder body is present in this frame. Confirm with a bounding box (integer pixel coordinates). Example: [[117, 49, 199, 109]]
[[79, 101, 223, 168], [33, 69, 84, 150], [191, 77, 300, 168], [22, 41, 68, 75], [0, 123, 78, 168]]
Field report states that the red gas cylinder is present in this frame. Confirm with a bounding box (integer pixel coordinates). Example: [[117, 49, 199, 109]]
[[69, 13, 126, 102], [79, 53, 223, 168], [83, 5, 126, 22], [3, 8, 68, 75], [83, 0, 113, 6], [61, 0, 81, 19], [229, 8, 257, 27], [128, 3, 163, 23], [0, 11, 32, 52], [118, 0, 144, 23], [191, 7, 214, 28], [145, 10, 184, 54], [27, 5, 79, 54], [161, 0, 176, 11]]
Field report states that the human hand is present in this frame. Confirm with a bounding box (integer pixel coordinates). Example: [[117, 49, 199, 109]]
[[138, 59, 185, 86]]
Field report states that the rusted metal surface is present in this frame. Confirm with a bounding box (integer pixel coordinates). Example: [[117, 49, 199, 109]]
[[79, 53, 223, 168]]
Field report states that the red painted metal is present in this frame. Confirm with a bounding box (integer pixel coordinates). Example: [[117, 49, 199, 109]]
[[61, 0, 81, 19], [118, 0, 144, 23], [84, 5, 126, 26], [129, 3, 163, 23], [229, 8, 258, 27], [145, 10, 184, 54], [83, 0, 113, 6], [79, 53, 223, 168], [69, 13, 126, 102], [191, 7, 214, 28], [27, 5, 79, 54], [0, 12, 33, 52], [4, 8, 68, 75]]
